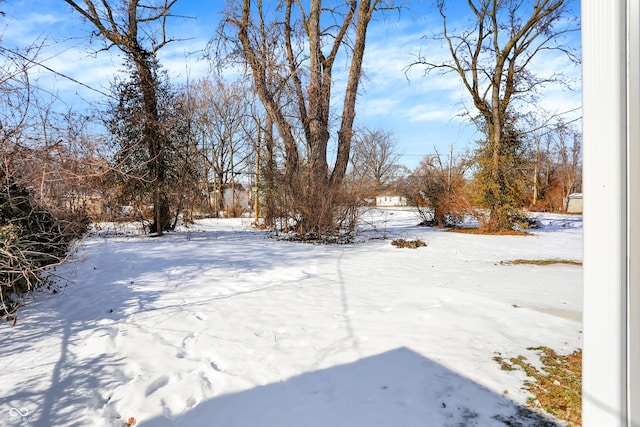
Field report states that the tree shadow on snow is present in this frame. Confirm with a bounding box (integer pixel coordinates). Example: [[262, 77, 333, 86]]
[[139, 347, 560, 427], [0, 263, 165, 427]]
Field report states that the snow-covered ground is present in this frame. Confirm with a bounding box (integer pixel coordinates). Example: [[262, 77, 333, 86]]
[[1, 208, 582, 426]]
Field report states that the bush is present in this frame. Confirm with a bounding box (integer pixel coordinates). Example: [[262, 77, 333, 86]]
[[1, 177, 88, 317], [391, 238, 426, 249]]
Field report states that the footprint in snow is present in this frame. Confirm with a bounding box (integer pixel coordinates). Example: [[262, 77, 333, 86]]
[[209, 358, 224, 372], [194, 312, 208, 321], [182, 332, 198, 350], [145, 375, 169, 396], [176, 333, 198, 358]]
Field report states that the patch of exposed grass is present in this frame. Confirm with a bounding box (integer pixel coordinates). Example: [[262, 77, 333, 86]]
[[500, 259, 582, 266], [493, 355, 520, 371], [495, 347, 582, 426], [448, 227, 532, 236]]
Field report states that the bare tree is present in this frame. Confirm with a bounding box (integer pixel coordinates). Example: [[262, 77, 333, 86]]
[[522, 114, 581, 211], [218, 0, 398, 236], [349, 128, 403, 198], [26, 109, 108, 217], [187, 77, 254, 217], [408, 150, 473, 227], [412, 0, 579, 230], [1, 35, 90, 317], [532, 120, 582, 211], [552, 122, 581, 206], [64, 0, 179, 235], [255, 114, 284, 228]]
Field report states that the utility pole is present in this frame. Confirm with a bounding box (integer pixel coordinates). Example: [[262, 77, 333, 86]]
[[253, 118, 261, 225], [533, 138, 540, 206], [447, 143, 453, 193]]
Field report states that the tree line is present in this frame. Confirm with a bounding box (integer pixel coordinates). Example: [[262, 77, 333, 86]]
[[1, 0, 580, 315]]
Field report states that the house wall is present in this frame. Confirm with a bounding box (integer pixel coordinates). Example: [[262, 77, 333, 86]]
[[223, 188, 250, 211], [375, 196, 407, 207], [566, 194, 583, 214]]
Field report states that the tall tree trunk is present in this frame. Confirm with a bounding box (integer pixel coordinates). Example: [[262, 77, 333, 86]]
[[135, 55, 169, 234], [331, 0, 374, 186], [262, 117, 276, 227]]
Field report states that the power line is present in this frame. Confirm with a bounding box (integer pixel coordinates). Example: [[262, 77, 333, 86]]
[[0, 45, 115, 99]]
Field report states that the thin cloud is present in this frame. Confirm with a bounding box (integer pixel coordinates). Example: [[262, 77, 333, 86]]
[[359, 97, 402, 116], [404, 103, 467, 124]]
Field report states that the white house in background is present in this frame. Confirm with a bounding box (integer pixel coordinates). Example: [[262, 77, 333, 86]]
[[222, 184, 250, 211], [375, 194, 407, 207], [566, 193, 583, 213], [208, 183, 251, 214]]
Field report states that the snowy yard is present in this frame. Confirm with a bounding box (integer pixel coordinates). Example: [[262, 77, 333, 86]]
[[1, 208, 582, 426]]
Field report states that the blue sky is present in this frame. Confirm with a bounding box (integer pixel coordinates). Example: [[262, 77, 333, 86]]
[[1, 0, 581, 169]]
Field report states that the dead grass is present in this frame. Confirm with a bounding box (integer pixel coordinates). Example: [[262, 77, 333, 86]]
[[500, 259, 582, 266], [448, 227, 532, 236], [391, 238, 427, 248], [494, 347, 582, 426]]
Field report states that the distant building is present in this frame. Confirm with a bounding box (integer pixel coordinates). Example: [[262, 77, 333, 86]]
[[375, 194, 407, 207], [207, 183, 251, 215], [222, 183, 250, 211], [566, 193, 583, 213]]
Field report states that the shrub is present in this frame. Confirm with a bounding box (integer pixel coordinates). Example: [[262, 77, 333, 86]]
[[1, 177, 88, 317]]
